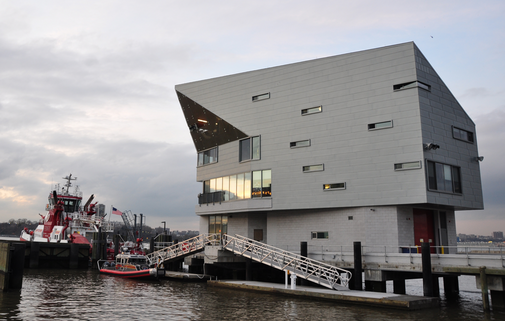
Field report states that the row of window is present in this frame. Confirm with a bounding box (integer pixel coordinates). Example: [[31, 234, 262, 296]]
[[203, 169, 272, 201]]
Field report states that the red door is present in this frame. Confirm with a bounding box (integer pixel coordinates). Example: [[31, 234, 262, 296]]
[[413, 209, 435, 253]]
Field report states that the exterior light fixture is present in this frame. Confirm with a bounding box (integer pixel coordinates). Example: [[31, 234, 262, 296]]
[[475, 156, 484, 162], [423, 143, 440, 150]]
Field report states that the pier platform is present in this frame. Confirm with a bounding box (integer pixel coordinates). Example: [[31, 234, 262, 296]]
[[208, 280, 439, 310]]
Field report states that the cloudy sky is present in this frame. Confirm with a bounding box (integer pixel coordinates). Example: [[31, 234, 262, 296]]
[[1, 1, 504, 235]]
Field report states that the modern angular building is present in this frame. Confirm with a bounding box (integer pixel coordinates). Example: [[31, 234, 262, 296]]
[[175, 42, 483, 253]]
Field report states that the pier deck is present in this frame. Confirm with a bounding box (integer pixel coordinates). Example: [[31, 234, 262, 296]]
[[208, 280, 439, 310]]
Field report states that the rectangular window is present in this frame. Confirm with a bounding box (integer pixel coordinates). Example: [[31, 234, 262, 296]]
[[368, 120, 393, 131], [301, 106, 322, 115], [239, 136, 260, 162], [311, 231, 329, 239], [394, 161, 422, 171], [261, 169, 271, 197], [222, 176, 230, 201], [452, 126, 474, 143], [290, 139, 311, 148], [303, 164, 324, 172], [229, 175, 237, 200], [252, 93, 270, 102], [393, 81, 431, 92], [198, 147, 218, 166], [323, 183, 346, 190], [208, 215, 228, 234], [427, 160, 462, 194]]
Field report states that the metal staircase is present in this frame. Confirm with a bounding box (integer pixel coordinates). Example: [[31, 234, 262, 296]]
[[146, 233, 220, 266], [222, 234, 351, 290], [146, 233, 351, 291]]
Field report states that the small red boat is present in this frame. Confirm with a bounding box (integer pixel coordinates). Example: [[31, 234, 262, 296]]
[[99, 253, 163, 279]]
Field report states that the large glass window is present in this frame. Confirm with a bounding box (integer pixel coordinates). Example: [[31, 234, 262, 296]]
[[427, 160, 462, 194], [198, 147, 218, 166], [239, 136, 260, 162], [200, 169, 272, 204]]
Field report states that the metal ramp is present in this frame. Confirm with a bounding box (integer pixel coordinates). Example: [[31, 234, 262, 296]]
[[146, 233, 351, 291], [222, 234, 352, 291], [146, 234, 220, 266], [120, 210, 136, 241]]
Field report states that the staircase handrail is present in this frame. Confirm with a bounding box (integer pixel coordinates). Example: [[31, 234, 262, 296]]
[[222, 234, 352, 290], [146, 233, 220, 266]]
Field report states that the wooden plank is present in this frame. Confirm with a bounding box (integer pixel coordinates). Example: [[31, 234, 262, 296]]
[[443, 266, 505, 276]]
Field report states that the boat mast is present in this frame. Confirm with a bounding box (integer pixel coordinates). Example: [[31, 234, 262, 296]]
[[62, 174, 77, 195]]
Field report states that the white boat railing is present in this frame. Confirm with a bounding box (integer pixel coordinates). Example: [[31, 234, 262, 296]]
[[222, 234, 352, 290]]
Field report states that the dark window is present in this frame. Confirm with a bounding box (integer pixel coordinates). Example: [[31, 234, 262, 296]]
[[239, 136, 260, 162], [311, 231, 329, 239], [427, 160, 462, 194], [323, 183, 346, 190], [452, 126, 474, 143], [393, 81, 431, 91]]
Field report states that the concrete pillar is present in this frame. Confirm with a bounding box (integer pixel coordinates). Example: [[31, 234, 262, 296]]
[[443, 276, 460, 296], [393, 279, 406, 294], [353, 241, 362, 291]]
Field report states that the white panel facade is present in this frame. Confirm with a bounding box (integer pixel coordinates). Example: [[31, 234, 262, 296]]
[[177, 42, 482, 250]]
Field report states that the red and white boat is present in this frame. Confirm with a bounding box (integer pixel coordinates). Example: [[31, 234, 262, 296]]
[[99, 253, 163, 279], [20, 174, 112, 245]]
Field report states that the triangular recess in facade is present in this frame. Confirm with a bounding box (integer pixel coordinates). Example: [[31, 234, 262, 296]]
[[176, 91, 248, 152]]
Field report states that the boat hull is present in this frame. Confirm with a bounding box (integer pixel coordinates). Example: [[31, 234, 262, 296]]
[[99, 268, 158, 279]]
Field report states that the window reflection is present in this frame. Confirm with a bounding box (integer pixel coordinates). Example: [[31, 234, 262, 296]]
[[200, 169, 272, 204]]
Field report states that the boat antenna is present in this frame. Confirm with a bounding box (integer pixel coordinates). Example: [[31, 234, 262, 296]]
[[62, 174, 77, 195]]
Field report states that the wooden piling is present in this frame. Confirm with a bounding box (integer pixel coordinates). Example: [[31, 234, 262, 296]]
[[480, 266, 490, 311], [353, 241, 362, 291], [422, 242, 434, 297]]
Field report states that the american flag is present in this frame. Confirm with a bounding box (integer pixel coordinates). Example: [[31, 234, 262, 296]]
[[112, 207, 123, 215]]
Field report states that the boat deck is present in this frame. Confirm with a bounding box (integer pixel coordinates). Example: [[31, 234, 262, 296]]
[[208, 280, 439, 310]]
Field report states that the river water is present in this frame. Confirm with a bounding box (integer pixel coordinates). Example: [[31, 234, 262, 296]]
[[1, 269, 504, 320]]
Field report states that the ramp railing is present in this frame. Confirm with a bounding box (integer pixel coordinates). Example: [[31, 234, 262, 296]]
[[222, 234, 352, 290], [146, 234, 220, 266]]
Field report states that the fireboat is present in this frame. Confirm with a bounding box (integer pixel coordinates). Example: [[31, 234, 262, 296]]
[[20, 174, 111, 245]]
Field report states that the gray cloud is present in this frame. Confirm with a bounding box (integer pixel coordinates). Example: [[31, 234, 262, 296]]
[[1, 1, 505, 235]]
